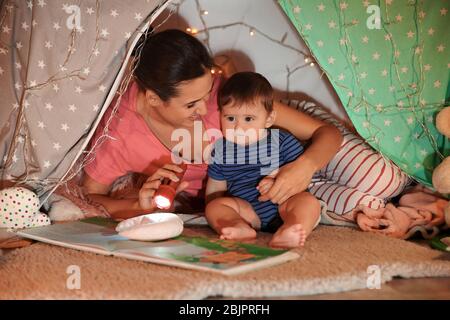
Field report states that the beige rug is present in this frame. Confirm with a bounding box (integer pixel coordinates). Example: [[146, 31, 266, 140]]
[[1, 225, 449, 299]]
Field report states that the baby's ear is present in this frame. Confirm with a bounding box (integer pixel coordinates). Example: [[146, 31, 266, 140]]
[[265, 110, 277, 128]]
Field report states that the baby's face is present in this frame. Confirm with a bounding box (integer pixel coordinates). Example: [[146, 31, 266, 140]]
[[220, 101, 274, 145]]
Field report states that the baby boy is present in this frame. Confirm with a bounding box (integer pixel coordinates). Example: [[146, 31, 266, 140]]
[[205, 72, 321, 248]]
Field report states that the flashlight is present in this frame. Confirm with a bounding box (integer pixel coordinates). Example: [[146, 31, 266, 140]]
[[153, 163, 187, 210]]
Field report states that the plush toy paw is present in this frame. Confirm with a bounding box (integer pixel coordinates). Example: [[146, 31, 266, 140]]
[[445, 202, 450, 228], [432, 106, 450, 228], [436, 106, 450, 138], [0, 187, 50, 229], [433, 157, 450, 195]]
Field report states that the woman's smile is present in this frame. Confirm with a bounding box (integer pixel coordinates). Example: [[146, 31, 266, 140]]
[[189, 114, 202, 121]]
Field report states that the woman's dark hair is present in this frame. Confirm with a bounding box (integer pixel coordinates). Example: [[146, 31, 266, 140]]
[[218, 72, 273, 112], [134, 29, 214, 101]]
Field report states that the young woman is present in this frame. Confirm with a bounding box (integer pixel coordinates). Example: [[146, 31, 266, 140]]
[[82, 29, 408, 221]]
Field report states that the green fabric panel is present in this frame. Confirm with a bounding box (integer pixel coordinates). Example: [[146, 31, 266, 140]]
[[279, 0, 449, 188]]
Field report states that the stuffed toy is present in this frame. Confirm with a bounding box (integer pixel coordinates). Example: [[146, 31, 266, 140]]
[[0, 187, 51, 230], [432, 106, 450, 227]]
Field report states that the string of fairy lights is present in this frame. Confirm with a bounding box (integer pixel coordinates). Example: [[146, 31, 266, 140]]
[[1, 0, 445, 196], [0, 0, 375, 192], [174, 0, 318, 92], [55, 1, 177, 196], [1, 0, 101, 187], [284, 0, 445, 169], [0, 0, 174, 196]]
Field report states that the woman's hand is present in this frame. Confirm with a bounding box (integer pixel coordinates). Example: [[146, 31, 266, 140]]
[[258, 156, 317, 204], [139, 163, 189, 210]]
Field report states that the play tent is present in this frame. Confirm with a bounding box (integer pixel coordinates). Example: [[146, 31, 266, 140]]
[[0, 0, 448, 203]]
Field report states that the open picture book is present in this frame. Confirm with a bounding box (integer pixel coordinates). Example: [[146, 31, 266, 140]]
[[16, 216, 299, 276]]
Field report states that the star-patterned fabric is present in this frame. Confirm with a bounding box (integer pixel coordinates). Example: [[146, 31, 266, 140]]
[[0, 0, 167, 198], [279, 0, 449, 189]]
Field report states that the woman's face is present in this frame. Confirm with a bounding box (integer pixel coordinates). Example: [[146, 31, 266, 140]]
[[157, 71, 213, 128]]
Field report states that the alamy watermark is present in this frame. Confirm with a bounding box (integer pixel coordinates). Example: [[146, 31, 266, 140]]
[[366, 5, 381, 30], [64, 5, 82, 31], [171, 123, 281, 175], [66, 265, 81, 290], [366, 265, 381, 289]]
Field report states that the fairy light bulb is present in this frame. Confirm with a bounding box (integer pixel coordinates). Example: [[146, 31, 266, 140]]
[[310, 62, 315, 67], [186, 27, 198, 35], [304, 57, 310, 63], [249, 28, 255, 36], [201, 10, 208, 15]]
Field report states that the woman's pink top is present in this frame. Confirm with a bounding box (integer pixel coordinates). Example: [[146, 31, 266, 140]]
[[84, 76, 222, 197]]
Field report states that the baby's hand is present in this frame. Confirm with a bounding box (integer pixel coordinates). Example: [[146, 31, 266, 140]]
[[257, 177, 275, 196]]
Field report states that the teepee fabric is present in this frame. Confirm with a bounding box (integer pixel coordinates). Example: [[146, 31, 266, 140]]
[[279, 0, 449, 188], [0, 0, 168, 198]]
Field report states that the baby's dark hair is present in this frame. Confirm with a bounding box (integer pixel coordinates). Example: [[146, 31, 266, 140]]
[[218, 72, 273, 112]]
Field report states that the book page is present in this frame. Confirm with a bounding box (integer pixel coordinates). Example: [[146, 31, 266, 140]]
[[17, 217, 299, 275], [119, 235, 295, 273], [17, 218, 150, 252], [176, 214, 208, 226]]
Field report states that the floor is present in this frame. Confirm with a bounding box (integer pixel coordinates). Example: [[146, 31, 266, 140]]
[[2, 237, 449, 300], [215, 277, 450, 300], [216, 238, 450, 300]]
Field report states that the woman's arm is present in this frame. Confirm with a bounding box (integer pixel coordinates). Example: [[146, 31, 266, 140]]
[[82, 174, 149, 220], [259, 101, 343, 204], [273, 101, 343, 170], [82, 163, 189, 220]]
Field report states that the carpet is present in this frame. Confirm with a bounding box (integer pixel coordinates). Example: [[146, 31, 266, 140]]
[[1, 225, 449, 299]]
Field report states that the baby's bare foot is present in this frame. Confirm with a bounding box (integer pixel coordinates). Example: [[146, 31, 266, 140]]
[[269, 224, 306, 248], [220, 222, 257, 240]]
